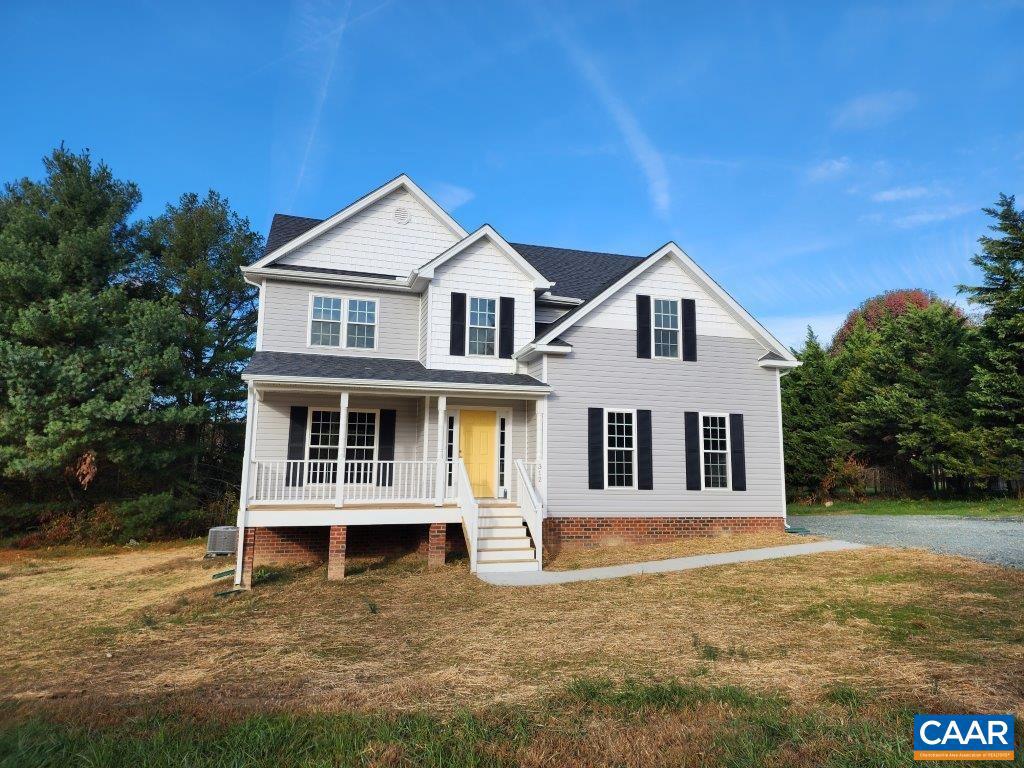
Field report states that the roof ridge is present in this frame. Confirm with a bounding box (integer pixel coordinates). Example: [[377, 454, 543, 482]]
[[511, 242, 638, 260]]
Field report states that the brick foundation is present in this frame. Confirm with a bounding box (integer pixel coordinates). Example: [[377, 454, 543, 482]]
[[543, 516, 785, 555], [250, 526, 329, 567], [327, 525, 347, 581], [427, 522, 446, 569]]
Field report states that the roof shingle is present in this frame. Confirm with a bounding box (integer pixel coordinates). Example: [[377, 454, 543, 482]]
[[244, 351, 547, 388]]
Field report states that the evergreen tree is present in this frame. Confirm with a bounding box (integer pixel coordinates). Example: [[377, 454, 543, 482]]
[[960, 194, 1024, 481], [781, 328, 852, 498], [0, 148, 184, 493], [137, 191, 261, 491]]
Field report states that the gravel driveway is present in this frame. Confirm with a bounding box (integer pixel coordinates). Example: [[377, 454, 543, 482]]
[[789, 514, 1024, 569]]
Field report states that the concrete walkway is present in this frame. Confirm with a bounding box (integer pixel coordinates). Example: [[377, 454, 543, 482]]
[[478, 539, 866, 586]]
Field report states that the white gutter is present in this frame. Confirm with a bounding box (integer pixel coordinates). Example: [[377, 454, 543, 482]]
[[241, 373, 549, 396]]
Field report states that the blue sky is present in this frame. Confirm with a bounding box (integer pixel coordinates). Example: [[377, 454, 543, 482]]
[[2, 1, 1021, 347]]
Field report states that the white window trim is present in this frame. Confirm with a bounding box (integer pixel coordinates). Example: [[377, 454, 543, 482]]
[[699, 411, 731, 491], [465, 294, 499, 358], [305, 407, 381, 485], [603, 407, 638, 491], [651, 297, 682, 360], [306, 291, 380, 351]]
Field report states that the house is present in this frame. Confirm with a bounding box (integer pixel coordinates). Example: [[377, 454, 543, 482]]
[[233, 174, 799, 587]]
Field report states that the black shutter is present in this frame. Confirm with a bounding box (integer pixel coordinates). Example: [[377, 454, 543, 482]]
[[682, 298, 697, 361], [637, 409, 653, 490], [587, 407, 604, 490], [499, 296, 515, 358], [636, 295, 651, 358], [684, 411, 701, 490], [450, 292, 466, 356], [729, 413, 746, 491], [285, 406, 308, 487], [376, 409, 397, 487]]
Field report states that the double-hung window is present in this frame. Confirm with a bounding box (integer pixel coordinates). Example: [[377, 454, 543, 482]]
[[467, 297, 496, 356], [605, 410, 636, 488], [344, 411, 378, 484], [346, 299, 376, 348], [653, 298, 680, 358], [309, 295, 378, 349], [701, 414, 730, 489], [307, 410, 341, 484], [310, 296, 343, 347]]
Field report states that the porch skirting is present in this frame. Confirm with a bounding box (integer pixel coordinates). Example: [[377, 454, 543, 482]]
[[542, 516, 786, 555]]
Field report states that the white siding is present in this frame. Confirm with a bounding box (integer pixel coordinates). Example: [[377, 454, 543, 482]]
[[260, 279, 419, 359], [426, 239, 536, 374], [545, 327, 784, 518], [277, 189, 458, 276], [581, 256, 753, 340]]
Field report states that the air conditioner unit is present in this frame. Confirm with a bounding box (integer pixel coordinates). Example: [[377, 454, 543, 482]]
[[206, 526, 238, 557]]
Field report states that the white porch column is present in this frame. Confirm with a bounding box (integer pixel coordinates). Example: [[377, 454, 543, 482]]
[[421, 396, 431, 499], [434, 395, 447, 506], [535, 398, 548, 499], [334, 391, 349, 509], [234, 382, 257, 587]]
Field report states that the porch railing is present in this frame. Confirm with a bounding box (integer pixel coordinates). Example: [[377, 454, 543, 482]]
[[515, 459, 544, 568], [247, 459, 458, 505], [455, 458, 480, 573]]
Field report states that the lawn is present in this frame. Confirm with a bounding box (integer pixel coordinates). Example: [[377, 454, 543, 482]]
[[1, 540, 1021, 766], [789, 497, 1024, 518], [546, 531, 816, 570]]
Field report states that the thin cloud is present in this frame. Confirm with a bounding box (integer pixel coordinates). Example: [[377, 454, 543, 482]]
[[289, 0, 353, 207], [806, 157, 850, 182], [892, 203, 975, 228], [540, 10, 671, 217], [833, 91, 917, 130], [431, 182, 475, 212], [871, 185, 939, 202]]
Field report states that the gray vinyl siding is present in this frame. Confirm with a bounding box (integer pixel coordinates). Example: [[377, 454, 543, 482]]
[[545, 326, 784, 518], [253, 393, 424, 461], [259, 279, 420, 359]]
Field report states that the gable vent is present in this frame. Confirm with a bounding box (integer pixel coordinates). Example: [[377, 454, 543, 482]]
[[393, 206, 411, 225]]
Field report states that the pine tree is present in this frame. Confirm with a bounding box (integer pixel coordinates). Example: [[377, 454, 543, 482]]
[[0, 148, 184, 493], [960, 194, 1024, 482], [781, 328, 852, 498], [137, 191, 261, 492]]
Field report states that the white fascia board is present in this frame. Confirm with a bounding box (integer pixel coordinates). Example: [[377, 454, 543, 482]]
[[513, 343, 572, 362], [242, 373, 550, 396], [535, 241, 798, 362], [241, 266, 420, 294], [250, 174, 468, 269], [759, 358, 801, 370], [538, 293, 584, 306], [413, 225, 555, 290]]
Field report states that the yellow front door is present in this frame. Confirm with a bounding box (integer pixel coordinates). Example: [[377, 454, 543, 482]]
[[459, 410, 496, 497]]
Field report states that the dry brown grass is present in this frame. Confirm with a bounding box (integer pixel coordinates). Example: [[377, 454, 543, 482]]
[[1, 540, 1021, 723], [545, 532, 819, 570]]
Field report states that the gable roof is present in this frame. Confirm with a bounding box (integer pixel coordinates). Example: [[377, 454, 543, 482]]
[[512, 243, 641, 302], [413, 225, 553, 290], [264, 214, 322, 254], [250, 174, 468, 269], [533, 242, 798, 363]]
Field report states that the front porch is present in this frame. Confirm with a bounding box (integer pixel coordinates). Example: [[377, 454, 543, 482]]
[[235, 381, 548, 586]]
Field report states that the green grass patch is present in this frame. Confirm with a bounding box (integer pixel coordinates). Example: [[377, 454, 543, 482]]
[[789, 497, 1024, 517], [1, 678, 1012, 768]]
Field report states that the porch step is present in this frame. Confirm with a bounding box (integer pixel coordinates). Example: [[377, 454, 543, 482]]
[[478, 535, 530, 550], [477, 559, 541, 573], [478, 525, 528, 539], [478, 544, 534, 562], [478, 515, 525, 526]]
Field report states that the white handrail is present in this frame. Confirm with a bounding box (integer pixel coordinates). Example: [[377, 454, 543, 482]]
[[455, 459, 480, 573], [515, 459, 545, 568], [248, 460, 439, 504]]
